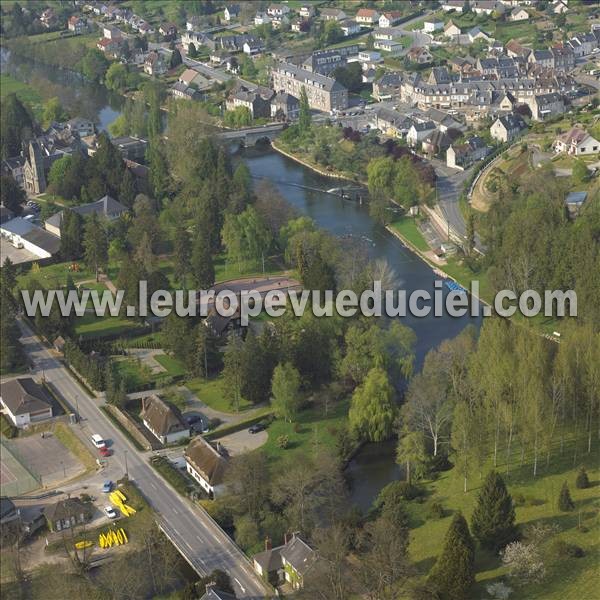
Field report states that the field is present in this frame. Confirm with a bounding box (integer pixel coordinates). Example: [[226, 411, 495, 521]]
[[153, 353, 186, 377], [390, 217, 431, 253], [0, 74, 43, 114], [406, 438, 600, 599]]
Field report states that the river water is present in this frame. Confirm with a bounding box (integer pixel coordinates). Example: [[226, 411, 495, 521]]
[[2, 53, 480, 511]]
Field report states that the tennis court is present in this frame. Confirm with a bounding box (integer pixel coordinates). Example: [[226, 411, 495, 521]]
[[0, 438, 41, 497]]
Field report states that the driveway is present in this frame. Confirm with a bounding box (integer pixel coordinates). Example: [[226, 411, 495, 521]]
[[215, 429, 268, 456]]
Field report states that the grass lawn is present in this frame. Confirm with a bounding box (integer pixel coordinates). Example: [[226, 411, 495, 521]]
[[443, 257, 492, 304], [260, 398, 349, 466], [390, 217, 430, 253], [0, 74, 43, 115], [405, 438, 600, 599], [52, 422, 97, 471], [74, 313, 140, 338], [18, 261, 96, 289], [154, 353, 186, 377], [185, 376, 254, 414], [113, 357, 154, 390]]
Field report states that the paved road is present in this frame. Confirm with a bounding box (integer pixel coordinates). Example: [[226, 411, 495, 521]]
[[16, 319, 268, 600]]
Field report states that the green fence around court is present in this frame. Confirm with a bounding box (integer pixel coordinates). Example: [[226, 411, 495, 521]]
[[0, 437, 42, 497]]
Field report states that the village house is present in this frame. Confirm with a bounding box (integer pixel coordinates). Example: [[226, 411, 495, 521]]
[[444, 20, 462, 38], [340, 19, 361, 37], [224, 4, 240, 22], [551, 46, 575, 71], [271, 92, 300, 120], [468, 27, 494, 44], [320, 8, 347, 22], [255, 12, 272, 26], [358, 50, 382, 64], [140, 395, 189, 445], [186, 15, 201, 31], [291, 18, 309, 33], [67, 16, 87, 34], [159, 22, 177, 40], [471, 0, 506, 15], [40, 7, 55, 28], [374, 39, 403, 54], [44, 498, 93, 532], [505, 39, 531, 59], [97, 37, 121, 54], [267, 3, 290, 17], [407, 121, 437, 147], [446, 136, 490, 169], [356, 8, 380, 24], [253, 533, 316, 589], [0, 378, 54, 428], [422, 129, 454, 157], [528, 49, 554, 69], [374, 107, 413, 137], [379, 11, 403, 28], [374, 28, 396, 41], [272, 63, 348, 112], [552, 0, 569, 15], [527, 92, 565, 120], [299, 5, 315, 18], [226, 85, 274, 118], [441, 0, 467, 12], [424, 20, 444, 33], [372, 72, 403, 101], [554, 127, 600, 155], [490, 112, 526, 142], [271, 14, 290, 29], [244, 37, 266, 56], [510, 7, 529, 21], [45, 195, 128, 238], [144, 51, 168, 76], [406, 47, 434, 65], [185, 437, 228, 497]]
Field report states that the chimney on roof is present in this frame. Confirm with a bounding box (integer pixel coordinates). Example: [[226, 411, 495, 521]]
[[265, 536, 272, 551]]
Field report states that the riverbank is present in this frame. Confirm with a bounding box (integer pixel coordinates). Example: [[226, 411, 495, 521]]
[[272, 139, 366, 184]]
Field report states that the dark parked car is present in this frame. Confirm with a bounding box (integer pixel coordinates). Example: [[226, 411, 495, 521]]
[[248, 423, 266, 434]]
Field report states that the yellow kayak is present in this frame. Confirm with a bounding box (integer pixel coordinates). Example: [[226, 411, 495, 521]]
[[75, 540, 93, 549], [120, 529, 128, 543]]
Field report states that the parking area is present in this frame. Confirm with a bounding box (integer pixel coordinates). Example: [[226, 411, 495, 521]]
[[215, 428, 268, 456], [7, 433, 85, 488], [0, 237, 38, 265]]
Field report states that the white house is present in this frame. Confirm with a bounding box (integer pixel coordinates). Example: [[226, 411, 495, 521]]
[[254, 12, 272, 26], [299, 5, 315, 19], [223, 4, 240, 22], [185, 436, 228, 497], [423, 20, 444, 33], [355, 8, 380, 24], [554, 127, 600, 156], [340, 19, 361, 37], [267, 3, 290, 17], [374, 40, 403, 54], [140, 395, 190, 445], [471, 0, 506, 15], [444, 20, 462, 37], [441, 0, 467, 12], [407, 121, 436, 147], [552, 0, 569, 14], [1, 378, 53, 428], [320, 8, 347, 21], [379, 11, 402, 28]]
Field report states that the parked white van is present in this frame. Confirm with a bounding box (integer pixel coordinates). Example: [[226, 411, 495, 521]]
[[91, 434, 106, 448]]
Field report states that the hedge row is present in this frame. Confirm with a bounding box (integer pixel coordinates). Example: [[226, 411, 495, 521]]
[[205, 412, 274, 441]]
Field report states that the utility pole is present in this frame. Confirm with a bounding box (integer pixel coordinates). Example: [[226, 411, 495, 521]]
[[124, 450, 129, 479]]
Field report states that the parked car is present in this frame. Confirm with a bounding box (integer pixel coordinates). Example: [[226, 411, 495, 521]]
[[248, 423, 266, 434], [102, 480, 112, 493], [91, 434, 106, 449], [104, 506, 117, 519], [99, 447, 112, 457], [186, 415, 202, 425]]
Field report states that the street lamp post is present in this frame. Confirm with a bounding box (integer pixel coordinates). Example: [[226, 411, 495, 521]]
[[124, 450, 129, 479], [75, 395, 81, 424]]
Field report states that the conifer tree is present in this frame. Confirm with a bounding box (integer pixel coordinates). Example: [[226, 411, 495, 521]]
[[558, 481, 575, 511], [471, 470, 517, 550], [428, 512, 475, 600], [575, 466, 589, 489]]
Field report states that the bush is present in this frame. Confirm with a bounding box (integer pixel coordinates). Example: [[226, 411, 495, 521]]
[[1, 414, 18, 439], [429, 453, 452, 473], [551, 539, 584, 559], [393, 481, 423, 501], [427, 501, 446, 520], [575, 466, 589, 489], [277, 435, 289, 449]]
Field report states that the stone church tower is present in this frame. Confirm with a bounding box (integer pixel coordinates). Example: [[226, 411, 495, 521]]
[[23, 140, 47, 195]]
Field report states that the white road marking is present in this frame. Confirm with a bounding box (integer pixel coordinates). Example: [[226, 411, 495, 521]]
[[234, 578, 246, 593]]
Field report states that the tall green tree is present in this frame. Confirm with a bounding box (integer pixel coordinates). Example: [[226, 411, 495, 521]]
[[271, 362, 301, 422], [79, 48, 110, 82], [190, 223, 214, 289], [60, 209, 84, 260], [428, 513, 475, 600], [1, 93, 34, 159], [298, 86, 311, 132], [83, 213, 108, 282], [349, 367, 396, 442], [0, 174, 25, 215], [471, 470, 517, 550], [223, 336, 244, 412], [173, 224, 191, 286]]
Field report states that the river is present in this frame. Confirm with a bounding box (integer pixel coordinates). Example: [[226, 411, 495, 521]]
[[3, 54, 480, 510], [1, 48, 123, 131]]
